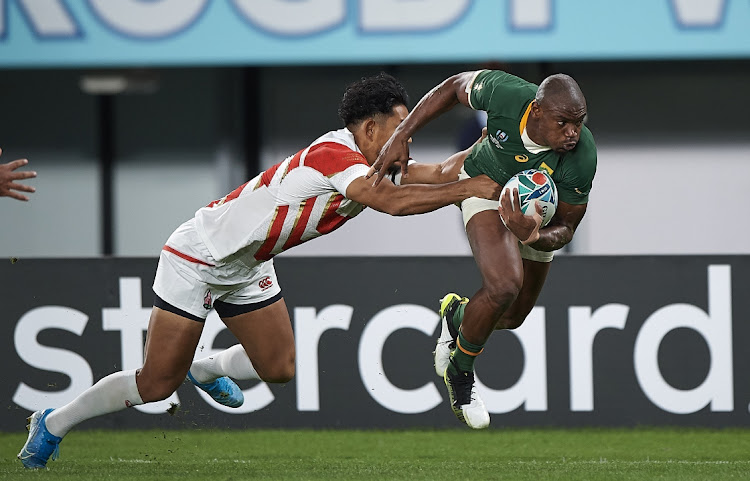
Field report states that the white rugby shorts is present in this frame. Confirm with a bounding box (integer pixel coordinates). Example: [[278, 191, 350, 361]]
[[153, 218, 282, 320], [459, 167, 554, 263]]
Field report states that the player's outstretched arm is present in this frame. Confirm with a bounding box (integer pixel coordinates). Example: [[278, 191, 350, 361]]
[[398, 153, 463, 185], [400, 128, 487, 185], [367, 71, 479, 186], [0, 149, 36, 201], [346, 174, 501, 216]]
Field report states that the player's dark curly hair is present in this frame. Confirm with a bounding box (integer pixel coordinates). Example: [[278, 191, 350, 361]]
[[338, 73, 409, 126]]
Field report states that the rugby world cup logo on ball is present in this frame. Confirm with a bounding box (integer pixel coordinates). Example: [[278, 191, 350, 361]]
[[502, 169, 558, 226]]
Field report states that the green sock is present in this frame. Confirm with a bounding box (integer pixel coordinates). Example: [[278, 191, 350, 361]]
[[451, 302, 466, 333], [448, 330, 484, 374]]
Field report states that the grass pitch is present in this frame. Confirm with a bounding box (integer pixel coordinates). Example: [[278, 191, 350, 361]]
[[2, 428, 750, 480]]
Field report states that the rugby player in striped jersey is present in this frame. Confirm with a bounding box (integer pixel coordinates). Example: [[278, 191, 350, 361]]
[[18, 73, 501, 469]]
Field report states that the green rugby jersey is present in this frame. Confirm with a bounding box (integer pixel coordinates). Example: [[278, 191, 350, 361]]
[[464, 70, 597, 205]]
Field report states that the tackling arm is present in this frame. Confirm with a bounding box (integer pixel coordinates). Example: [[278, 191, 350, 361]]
[[394, 71, 476, 138], [397, 151, 465, 185], [367, 71, 479, 185], [345, 174, 501, 216], [397, 127, 487, 185]]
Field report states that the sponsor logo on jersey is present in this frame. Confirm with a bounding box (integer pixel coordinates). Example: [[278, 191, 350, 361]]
[[539, 162, 554, 175], [203, 289, 213, 309], [473, 82, 484, 92], [575, 187, 588, 195], [497, 130, 508, 142], [515, 154, 529, 163], [259, 276, 274, 291]]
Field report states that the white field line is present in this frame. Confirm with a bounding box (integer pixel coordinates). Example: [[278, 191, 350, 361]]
[[510, 459, 750, 466], [108, 457, 750, 466]]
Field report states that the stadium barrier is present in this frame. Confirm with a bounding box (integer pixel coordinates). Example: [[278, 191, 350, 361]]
[[2, 256, 748, 430]]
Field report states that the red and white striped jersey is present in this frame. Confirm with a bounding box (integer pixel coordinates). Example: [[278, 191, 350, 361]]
[[194, 128, 369, 265]]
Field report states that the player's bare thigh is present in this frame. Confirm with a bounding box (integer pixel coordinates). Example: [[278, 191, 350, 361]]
[[466, 210, 525, 295], [137, 306, 205, 402], [495, 258, 551, 330], [460, 210, 525, 340], [221, 297, 295, 383]]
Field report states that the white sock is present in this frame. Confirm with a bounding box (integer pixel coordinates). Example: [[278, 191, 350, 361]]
[[45, 369, 143, 438], [189, 344, 260, 383]]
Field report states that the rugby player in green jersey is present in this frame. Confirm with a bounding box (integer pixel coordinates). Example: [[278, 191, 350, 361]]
[[368, 70, 597, 429]]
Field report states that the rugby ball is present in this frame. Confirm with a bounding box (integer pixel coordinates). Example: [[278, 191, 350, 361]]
[[502, 169, 558, 227]]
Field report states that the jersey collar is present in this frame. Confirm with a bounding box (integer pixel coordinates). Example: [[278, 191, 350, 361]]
[[519, 102, 551, 154]]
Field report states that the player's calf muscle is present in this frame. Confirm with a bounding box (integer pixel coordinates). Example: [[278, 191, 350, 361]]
[[254, 354, 295, 383], [495, 314, 526, 330], [136, 370, 185, 402]]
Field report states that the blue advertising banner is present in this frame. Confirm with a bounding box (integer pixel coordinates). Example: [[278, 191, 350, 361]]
[[0, 0, 748, 68]]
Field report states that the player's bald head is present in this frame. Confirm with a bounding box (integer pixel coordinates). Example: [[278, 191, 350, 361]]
[[535, 74, 586, 112], [529, 74, 587, 153]]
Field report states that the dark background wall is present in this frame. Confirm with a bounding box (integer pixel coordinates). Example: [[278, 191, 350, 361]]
[[2, 256, 747, 430]]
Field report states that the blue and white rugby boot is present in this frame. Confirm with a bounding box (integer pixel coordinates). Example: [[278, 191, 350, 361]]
[[18, 408, 61, 469], [434, 293, 468, 377], [187, 371, 244, 408], [444, 358, 490, 429]]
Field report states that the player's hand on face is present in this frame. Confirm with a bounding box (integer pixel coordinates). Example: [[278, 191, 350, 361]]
[[471, 174, 503, 201], [498, 187, 542, 245], [366, 133, 410, 187], [0, 149, 36, 201]]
